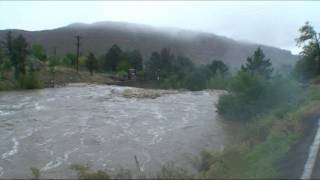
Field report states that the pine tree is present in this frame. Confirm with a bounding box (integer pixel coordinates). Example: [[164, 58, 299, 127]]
[[6, 33, 29, 79], [241, 47, 273, 78], [104, 44, 122, 72]]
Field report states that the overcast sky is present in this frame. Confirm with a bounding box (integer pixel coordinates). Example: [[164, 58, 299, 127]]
[[0, 1, 319, 54]]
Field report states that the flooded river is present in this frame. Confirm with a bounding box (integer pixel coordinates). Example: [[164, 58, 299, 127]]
[[0, 84, 243, 178]]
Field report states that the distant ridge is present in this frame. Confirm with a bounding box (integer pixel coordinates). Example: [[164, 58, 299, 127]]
[[0, 21, 298, 69]]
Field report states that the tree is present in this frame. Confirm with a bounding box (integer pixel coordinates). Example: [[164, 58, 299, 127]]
[[241, 47, 273, 79], [104, 44, 122, 72], [6, 33, 30, 79], [207, 60, 229, 77], [145, 52, 161, 80], [128, 50, 143, 71], [63, 53, 76, 67], [172, 56, 194, 75], [31, 44, 47, 62], [144, 48, 175, 80], [85, 53, 98, 75], [159, 48, 175, 74], [185, 68, 207, 91], [294, 22, 320, 81]]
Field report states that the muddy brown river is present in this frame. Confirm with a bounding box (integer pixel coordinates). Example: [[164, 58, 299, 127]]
[[0, 84, 243, 178]]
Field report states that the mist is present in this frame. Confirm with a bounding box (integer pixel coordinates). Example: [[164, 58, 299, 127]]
[[1, 1, 320, 54]]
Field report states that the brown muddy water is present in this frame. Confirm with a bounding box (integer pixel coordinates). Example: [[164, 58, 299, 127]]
[[0, 84, 243, 178]]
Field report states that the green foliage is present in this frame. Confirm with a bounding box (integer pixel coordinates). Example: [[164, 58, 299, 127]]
[[112, 168, 133, 179], [199, 87, 319, 179], [241, 47, 273, 79], [117, 60, 130, 72], [6, 32, 30, 79], [144, 48, 229, 90], [145, 51, 161, 80], [185, 68, 208, 91], [63, 53, 76, 67], [104, 44, 123, 72], [85, 53, 98, 75], [18, 72, 42, 89], [293, 56, 317, 81], [31, 44, 47, 62], [117, 70, 127, 80], [30, 167, 40, 180], [128, 49, 143, 71], [207, 60, 229, 77], [207, 72, 230, 90], [0, 58, 12, 79], [0, 79, 16, 91], [154, 162, 193, 179], [48, 56, 60, 72], [293, 22, 320, 81], [70, 163, 111, 180], [218, 70, 302, 121]]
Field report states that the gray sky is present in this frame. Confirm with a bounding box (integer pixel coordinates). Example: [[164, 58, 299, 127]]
[[0, 1, 319, 54]]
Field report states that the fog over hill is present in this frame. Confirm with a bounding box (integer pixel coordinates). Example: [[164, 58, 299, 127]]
[[0, 21, 298, 69]]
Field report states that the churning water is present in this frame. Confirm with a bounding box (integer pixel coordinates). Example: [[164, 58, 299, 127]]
[[0, 84, 242, 178]]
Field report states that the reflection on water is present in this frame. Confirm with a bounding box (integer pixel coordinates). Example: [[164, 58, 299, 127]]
[[0, 84, 243, 178]]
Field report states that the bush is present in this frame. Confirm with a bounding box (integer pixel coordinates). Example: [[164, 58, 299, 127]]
[[116, 71, 127, 80], [70, 164, 111, 180], [218, 71, 302, 121], [154, 162, 193, 179], [30, 167, 40, 180], [207, 73, 230, 90], [185, 69, 207, 91], [0, 79, 16, 91], [18, 72, 42, 89]]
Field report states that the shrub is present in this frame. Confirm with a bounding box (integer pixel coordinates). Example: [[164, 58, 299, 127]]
[[218, 71, 302, 121], [70, 164, 111, 179], [116, 71, 127, 80], [30, 167, 40, 180], [0, 79, 16, 91], [18, 72, 42, 89], [207, 73, 230, 90], [154, 162, 194, 179], [185, 69, 207, 91]]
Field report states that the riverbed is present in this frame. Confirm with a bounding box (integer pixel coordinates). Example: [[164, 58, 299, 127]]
[[0, 84, 243, 178]]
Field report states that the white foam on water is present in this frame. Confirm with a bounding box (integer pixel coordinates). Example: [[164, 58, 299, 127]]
[[35, 102, 45, 111], [63, 130, 77, 137], [12, 102, 28, 109], [64, 147, 80, 161], [36, 138, 53, 146], [1, 137, 19, 160], [0, 110, 12, 116], [41, 147, 80, 172], [18, 128, 34, 140], [41, 158, 64, 171], [46, 97, 55, 102]]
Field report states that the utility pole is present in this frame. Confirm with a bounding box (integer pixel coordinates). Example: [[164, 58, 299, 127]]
[[75, 35, 81, 72]]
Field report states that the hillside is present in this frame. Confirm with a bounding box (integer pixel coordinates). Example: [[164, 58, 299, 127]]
[[0, 21, 298, 69]]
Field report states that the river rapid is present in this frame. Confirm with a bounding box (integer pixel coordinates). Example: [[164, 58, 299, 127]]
[[0, 84, 243, 178]]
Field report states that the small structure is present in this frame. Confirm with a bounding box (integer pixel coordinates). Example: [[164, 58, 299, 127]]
[[128, 68, 137, 80]]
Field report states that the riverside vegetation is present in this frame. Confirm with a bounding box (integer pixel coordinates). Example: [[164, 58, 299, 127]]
[[1, 22, 320, 179]]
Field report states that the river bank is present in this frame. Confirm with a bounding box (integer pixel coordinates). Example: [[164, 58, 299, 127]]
[[0, 66, 116, 91]]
